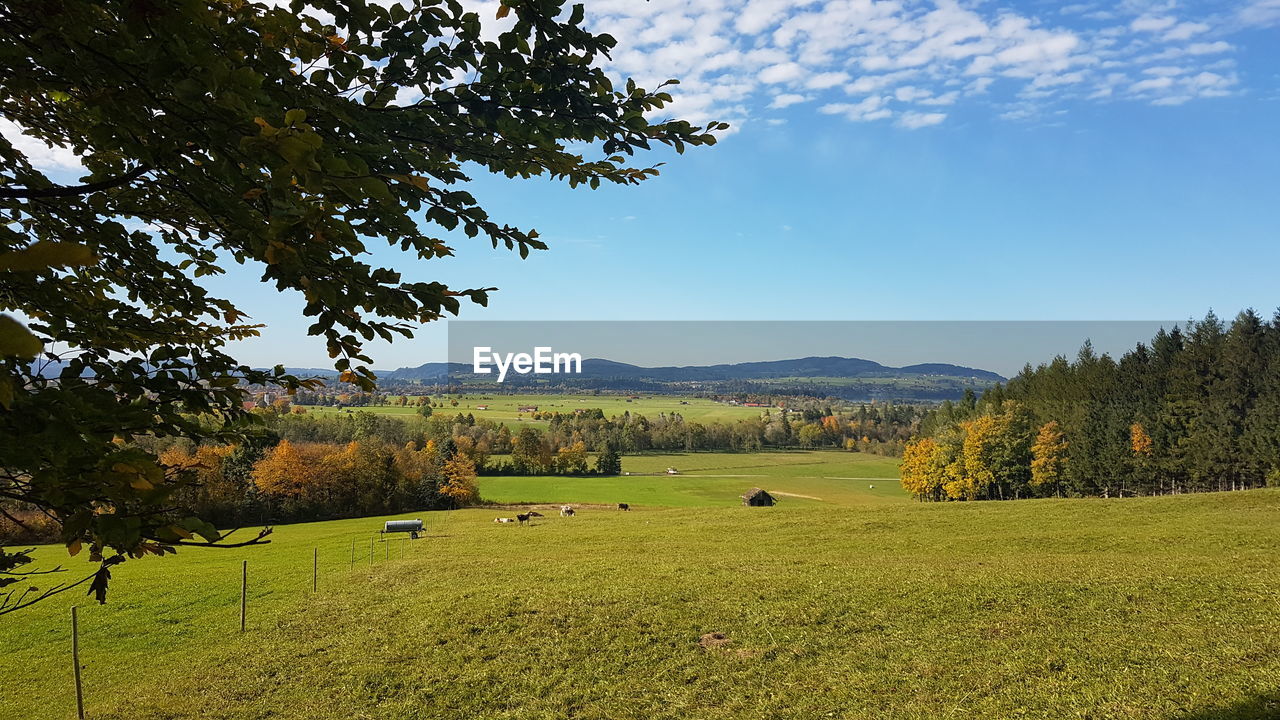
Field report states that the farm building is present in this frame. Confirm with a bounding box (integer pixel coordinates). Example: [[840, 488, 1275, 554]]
[[475, 404, 489, 410], [518, 405, 538, 412], [741, 488, 776, 507]]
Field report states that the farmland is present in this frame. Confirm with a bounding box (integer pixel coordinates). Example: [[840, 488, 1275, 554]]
[[298, 393, 781, 425], [3, 454, 1278, 719], [481, 450, 904, 507]]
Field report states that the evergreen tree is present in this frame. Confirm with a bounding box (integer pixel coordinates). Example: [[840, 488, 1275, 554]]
[[595, 445, 622, 476]]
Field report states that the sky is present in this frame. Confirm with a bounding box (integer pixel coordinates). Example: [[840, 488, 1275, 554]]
[[7, 0, 1280, 372]]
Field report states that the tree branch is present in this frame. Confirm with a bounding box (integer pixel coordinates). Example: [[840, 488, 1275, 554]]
[[0, 164, 151, 200]]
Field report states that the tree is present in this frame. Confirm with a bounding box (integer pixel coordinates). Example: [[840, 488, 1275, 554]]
[[439, 455, 478, 508], [797, 423, 824, 449], [595, 445, 622, 476], [952, 416, 998, 500], [0, 0, 719, 607], [555, 441, 589, 475], [1030, 421, 1068, 498], [900, 437, 945, 501]]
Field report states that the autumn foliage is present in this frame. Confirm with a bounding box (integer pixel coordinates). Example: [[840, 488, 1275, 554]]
[[152, 437, 479, 527]]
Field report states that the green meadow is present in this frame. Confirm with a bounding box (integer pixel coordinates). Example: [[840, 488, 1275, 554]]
[[299, 393, 774, 425], [481, 450, 904, 507], [3, 453, 1279, 719]]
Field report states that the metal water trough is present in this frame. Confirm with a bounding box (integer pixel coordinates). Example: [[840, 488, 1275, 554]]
[[383, 519, 423, 536]]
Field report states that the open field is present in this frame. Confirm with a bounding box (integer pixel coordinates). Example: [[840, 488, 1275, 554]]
[[3, 480, 1279, 719], [298, 394, 775, 425], [480, 450, 904, 507]]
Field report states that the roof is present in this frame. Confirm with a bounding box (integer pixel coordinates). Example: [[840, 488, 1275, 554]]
[[740, 487, 772, 500]]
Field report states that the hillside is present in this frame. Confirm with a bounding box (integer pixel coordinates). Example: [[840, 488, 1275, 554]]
[[5, 483, 1277, 720], [380, 356, 1005, 401], [386, 355, 1004, 383]]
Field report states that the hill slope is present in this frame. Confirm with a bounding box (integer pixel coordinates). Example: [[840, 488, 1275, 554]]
[[5, 487, 1278, 720]]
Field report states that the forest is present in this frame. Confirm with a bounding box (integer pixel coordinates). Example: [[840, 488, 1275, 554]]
[[0, 397, 920, 544], [901, 310, 1280, 501]]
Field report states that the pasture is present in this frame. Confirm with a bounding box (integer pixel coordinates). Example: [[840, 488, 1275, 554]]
[[481, 450, 904, 507], [298, 393, 775, 425], [3, 478, 1279, 718]]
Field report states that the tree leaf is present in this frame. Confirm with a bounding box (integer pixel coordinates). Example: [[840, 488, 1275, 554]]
[[0, 242, 96, 272], [0, 315, 43, 359]]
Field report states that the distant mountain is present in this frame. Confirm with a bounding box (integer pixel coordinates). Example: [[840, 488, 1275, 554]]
[[382, 355, 1004, 384], [31, 355, 1004, 401]]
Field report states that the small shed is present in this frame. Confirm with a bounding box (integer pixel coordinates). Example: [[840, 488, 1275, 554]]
[[740, 488, 775, 507]]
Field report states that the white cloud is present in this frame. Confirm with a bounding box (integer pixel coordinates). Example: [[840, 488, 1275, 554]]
[[581, 0, 1253, 130], [0, 119, 83, 174], [769, 93, 808, 109], [1238, 0, 1280, 28], [759, 61, 806, 84], [899, 111, 947, 129], [1131, 15, 1177, 32], [820, 96, 892, 122], [1187, 41, 1232, 55], [1163, 22, 1208, 41], [894, 86, 933, 103], [1132, 76, 1174, 92], [805, 71, 849, 90]]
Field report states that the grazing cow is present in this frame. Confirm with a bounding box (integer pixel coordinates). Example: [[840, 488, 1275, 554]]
[[517, 511, 545, 525], [618, 503, 630, 511], [494, 517, 514, 523], [560, 505, 575, 517]]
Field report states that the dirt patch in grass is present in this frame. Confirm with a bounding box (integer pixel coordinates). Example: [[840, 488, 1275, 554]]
[[699, 632, 732, 649], [769, 491, 823, 501]]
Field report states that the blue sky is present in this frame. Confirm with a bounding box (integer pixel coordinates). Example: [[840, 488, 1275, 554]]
[[10, 0, 1279, 371]]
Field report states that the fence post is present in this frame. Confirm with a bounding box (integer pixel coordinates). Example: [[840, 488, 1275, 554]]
[[240, 560, 247, 632], [71, 606, 85, 720]]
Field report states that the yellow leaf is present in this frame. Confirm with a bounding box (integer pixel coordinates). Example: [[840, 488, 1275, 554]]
[[496, 4, 511, 18], [386, 174, 430, 191], [339, 370, 357, 383], [68, 540, 82, 557], [130, 478, 155, 490], [0, 314, 44, 359], [0, 241, 96, 272], [167, 525, 193, 540]]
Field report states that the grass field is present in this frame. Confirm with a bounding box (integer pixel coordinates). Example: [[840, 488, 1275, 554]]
[[480, 450, 904, 507], [299, 394, 774, 425], [4, 463, 1279, 719]]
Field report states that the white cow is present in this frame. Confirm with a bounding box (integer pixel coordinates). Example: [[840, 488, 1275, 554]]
[[560, 505, 575, 517]]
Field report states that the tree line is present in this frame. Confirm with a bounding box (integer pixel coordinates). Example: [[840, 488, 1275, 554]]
[[901, 311, 1280, 501], [283, 400, 923, 456]]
